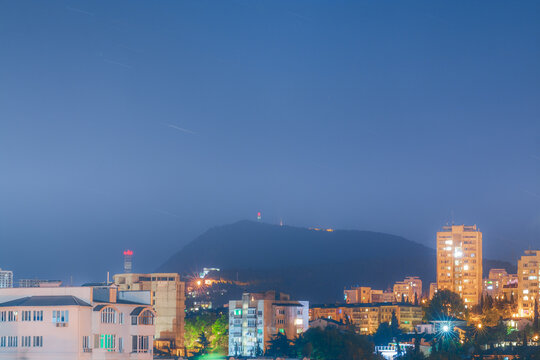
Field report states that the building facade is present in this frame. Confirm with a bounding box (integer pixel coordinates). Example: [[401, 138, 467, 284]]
[[228, 291, 308, 357], [0, 270, 13, 289], [18, 279, 62, 288], [436, 224, 483, 306], [517, 250, 540, 317], [0, 285, 155, 359], [344, 287, 394, 304], [310, 303, 423, 335], [393, 277, 422, 303], [113, 273, 186, 353]]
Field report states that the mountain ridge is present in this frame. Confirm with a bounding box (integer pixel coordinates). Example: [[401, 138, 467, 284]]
[[159, 220, 516, 303]]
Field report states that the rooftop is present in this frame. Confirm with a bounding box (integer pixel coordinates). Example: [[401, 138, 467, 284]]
[[0, 295, 91, 307]]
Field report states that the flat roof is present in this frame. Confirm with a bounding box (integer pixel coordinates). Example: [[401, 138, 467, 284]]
[[0, 295, 91, 307]]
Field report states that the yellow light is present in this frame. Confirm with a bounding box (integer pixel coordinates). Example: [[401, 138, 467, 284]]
[[477, 324, 482, 329], [197, 280, 202, 286]]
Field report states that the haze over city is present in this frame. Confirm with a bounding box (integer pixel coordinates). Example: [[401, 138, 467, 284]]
[[1, 0, 539, 285]]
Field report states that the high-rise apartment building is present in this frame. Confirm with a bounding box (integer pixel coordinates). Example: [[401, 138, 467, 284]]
[[393, 276, 422, 303], [517, 250, 540, 317], [0, 270, 13, 289], [228, 291, 308, 357], [113, 273, 185, 354], [436, 225, 483, 306]]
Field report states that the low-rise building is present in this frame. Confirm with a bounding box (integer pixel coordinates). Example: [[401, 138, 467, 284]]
[[0, 285, 155, 359], [393, 277, 422, 303], [310, 303, 423, 335], [18, 279, 62, 288], [228, 291, 308, 357], [113, 272, 186, 354], [344, 287, 394, 304]]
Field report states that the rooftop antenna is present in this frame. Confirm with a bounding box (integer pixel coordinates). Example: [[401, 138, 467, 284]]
[[280, 218, 283, 227], [451, 210, 455, 225], [257, 212, 261, 221]]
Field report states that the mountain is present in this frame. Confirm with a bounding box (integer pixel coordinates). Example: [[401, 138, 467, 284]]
[[159, 220, 516, 304]]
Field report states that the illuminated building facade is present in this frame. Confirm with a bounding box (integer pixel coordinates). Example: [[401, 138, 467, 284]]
[[393, 276, 422, 303], [310, 303, 422, 335], [18, 279, 62, 288], [228, 291, 308, 357], [517, 250, 540, 317], [0, 270, 13, 289], [0, 285, 155, 359], [429, 283, 438, 299], [113, 273, 185, 353], [344, 287, 394, 304], [483, 269, 517, 301], [436, 225, 483, 306]]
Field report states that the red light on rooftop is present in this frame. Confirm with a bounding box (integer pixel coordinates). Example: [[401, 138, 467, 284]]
[[123, 250, 133, 256]]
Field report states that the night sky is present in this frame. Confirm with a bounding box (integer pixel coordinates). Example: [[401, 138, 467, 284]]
[[1, 1, 539, 283]]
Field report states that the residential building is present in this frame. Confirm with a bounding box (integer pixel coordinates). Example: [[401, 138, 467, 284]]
[[393, 277, 422, 303], [310, 303, 423, 335], [344, 287, 372, 304], [436, 224, 483, 306], [228, 291, 309, 357], [429, 283, 438, 299], [18, 279, 62, 288], [483, 269, 517, 301], [113, 272, 185, 354], [0, 285, 155, 359], [0, 271, 12, 289], [344, 287, 394, 304], [517, 250, 540, 317]]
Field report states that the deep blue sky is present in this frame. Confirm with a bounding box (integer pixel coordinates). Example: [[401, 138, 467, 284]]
[[1, 1, 539, 284]]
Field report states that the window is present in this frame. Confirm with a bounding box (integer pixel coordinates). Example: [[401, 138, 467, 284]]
[[33, 336, 43, 347], [21, 336, 31, 347], [119, 337, 123, 353], [33, 310, 43, 321], [132, 335, 150, 353], [138, 310, 154, 325], [82, 336, 91, 352], [52, 310, 69, 324], [101, 307, 117, 324], [8, 311, 17, 322], [0, 337, 5, 347], [99, 334, 116, 352], [234, 309, 242, 316], [8, 336, 18, 347], [119, 312, 124, 324], [22, 311, 32, 321], [0, 311, 5, 322]]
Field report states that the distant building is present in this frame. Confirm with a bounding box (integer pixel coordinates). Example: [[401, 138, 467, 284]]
[[310, 303, 423, 335], [429, 283, 438, 299], [517, 250, 540, 317], [113, 273, 185, 354], [18, 279, 62, 288], [0, 270, 13, 289], [393, 277, 422, 303], [228, 291, 309, 357], [344, 286, 394, 304], [0, 285, 155, 359], [483, 269, 517, 301], [436, 225, 483, 306]]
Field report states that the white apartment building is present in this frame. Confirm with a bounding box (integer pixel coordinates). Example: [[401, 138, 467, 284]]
[[0, 285, 155, 359], [0, 270, 13, 289], [228, 291, 308, 357]]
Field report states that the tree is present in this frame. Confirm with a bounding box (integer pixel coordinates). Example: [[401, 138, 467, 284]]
[[424, 290, 466, 321], [197, 331, 211, 355], [266, 332, 292, 358], [414, 292, 418, 306], [295, 327, 379, 360]]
